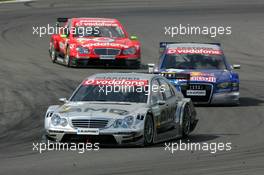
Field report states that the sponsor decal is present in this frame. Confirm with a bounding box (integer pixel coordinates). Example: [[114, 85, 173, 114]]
[[83, 79, 148, 86], [190, 72, 214, 77], [77, 128, 99, 135], [167, 48, 222, 55], [77, 38, 115, 43], [190, 76, 216, 82], [186, 90, 206, 96], [75, 20, 118, 27], [69, 44, 76, 49], [95, 76, 140, 80], [82, 42, 127, 48], [190, 72, 216, 82]]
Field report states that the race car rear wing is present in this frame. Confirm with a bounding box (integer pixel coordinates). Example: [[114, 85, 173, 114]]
[[159, 42, 221, 55], [57, 17, 68, 22]]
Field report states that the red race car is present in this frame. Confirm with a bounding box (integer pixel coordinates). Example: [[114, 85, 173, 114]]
[[49, 18, 141, 68]]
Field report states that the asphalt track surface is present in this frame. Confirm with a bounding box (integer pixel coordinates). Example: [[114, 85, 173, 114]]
[[1, 0, 264, 174]]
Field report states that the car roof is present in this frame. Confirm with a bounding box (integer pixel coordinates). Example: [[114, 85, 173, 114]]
[[167, 43, 221, 50], [86, 72, 157, 81]]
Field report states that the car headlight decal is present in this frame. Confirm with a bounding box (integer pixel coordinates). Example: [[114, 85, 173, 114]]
[[60, 118, 68, 127], [217, 82, 231, 89], [51, 114, 68, 127], [123, 47, 136, 55], [76, 46, 89, 54], [232, 82, 239, 87], [113, 116, 134, 128]]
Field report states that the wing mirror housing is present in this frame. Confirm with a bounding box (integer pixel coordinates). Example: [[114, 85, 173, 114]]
[[60, 34, 68, 38], [59, 98, 68, 103], [232, 64, 241, 69], [60, 27, 69, 38], [130, 35, 138, 40]]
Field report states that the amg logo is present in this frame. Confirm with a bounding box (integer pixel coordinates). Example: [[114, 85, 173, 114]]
[[83, 108, 129, 115], [84, 108, 108, 113]]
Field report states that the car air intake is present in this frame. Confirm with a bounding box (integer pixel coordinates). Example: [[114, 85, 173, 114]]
[[94, 48, 120, 56], [71, 119, 108, 128]]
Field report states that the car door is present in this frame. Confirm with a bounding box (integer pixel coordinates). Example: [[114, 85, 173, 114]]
[[150, 78, 167, 130], [158, 78, 178, 129]]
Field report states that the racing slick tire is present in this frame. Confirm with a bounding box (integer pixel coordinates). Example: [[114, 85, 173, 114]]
[[41, 134, 50, 144], [181, 104, 191, 138], [125, 60, 141, 69], [65, 47, 73, 67], [143, 114, 154, 146], [41, 133, 57, 146], [50, 43, 57, 63]]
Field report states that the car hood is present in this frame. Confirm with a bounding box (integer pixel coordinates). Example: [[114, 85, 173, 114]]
[[73, 37, 133, 49], [55, 102, 148, 119], [161, 69, 232, 83]]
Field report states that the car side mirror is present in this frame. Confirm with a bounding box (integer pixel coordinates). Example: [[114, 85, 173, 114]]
[[130, 35, 138, 40], [60, 34, 68, 38], [157, 100, 166, 105], [59, 98, 68, 103], [232, 64, 241, 69], [60, 28, 69, 38]]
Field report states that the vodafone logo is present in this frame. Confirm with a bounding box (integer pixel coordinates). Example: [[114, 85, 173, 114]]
[[82, 42, 126, 48], [83, 79, 148, 86], [75, 20, 118, 27], [167, 48, 222, 55], [77, 38, 115, 43]]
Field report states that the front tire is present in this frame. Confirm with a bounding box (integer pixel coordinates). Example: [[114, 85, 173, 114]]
[[125, 60, 141, 69], [50, 44, 57, 63], [65, 47, 72, 67], [182, 105, 191, 138], [143, 114, 154, 146]]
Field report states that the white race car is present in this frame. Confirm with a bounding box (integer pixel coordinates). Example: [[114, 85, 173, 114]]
[[43, 73, 198, 146]]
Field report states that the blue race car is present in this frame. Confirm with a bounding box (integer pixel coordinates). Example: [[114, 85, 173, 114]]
[[148, 42, 240, 105]]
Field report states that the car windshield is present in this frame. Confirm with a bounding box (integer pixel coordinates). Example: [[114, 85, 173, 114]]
[[161, 51, 227, 70], [70, 85, 148, 103], [74, 26, 125, 38]]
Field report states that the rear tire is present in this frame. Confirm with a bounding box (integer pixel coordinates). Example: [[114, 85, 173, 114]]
[[41, 134, 51, 144], [143, 114, 154, 146]]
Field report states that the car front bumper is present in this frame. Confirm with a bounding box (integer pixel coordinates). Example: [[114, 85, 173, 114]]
[[45, 127, 144, 145], [70, 57, 140, 67], [210, 91, 240, 105]]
